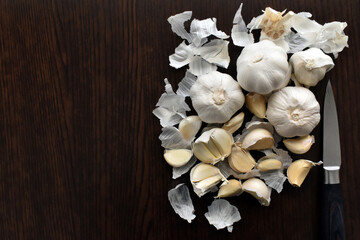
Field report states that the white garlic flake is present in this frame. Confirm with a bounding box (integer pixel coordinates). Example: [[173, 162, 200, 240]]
[[168, 184, 196, 223], [231, 3, 254, 47], [153, 79, 191, 127], [204, 199, 241, 232], [190, 71, 245, 123]]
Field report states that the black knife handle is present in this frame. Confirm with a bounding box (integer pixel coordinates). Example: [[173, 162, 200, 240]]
[[321, 184, 346, 240]]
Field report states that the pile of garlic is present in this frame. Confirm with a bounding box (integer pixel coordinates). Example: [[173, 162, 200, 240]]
[[154, 3, 348, 232]]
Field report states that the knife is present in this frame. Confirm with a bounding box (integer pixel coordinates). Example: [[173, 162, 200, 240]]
[[322, 80, 346, 240]]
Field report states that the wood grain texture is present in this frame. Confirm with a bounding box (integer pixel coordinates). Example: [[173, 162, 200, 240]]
[[0, 0, 358, 239]]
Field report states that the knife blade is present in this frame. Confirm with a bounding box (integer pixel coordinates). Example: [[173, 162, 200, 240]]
[[322, 80, 346, 240]]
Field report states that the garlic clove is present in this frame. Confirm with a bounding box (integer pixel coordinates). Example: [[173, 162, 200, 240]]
[[190, 163, 222, 182], [245, 93, 266, 118], [228, 142, 256, 173], [222, 112, 245, 134], [283, 135, 315, 154], [179, 116, 202, 141], [242, 178, 271, 206], [195, 175, 223, 190], [190, 163, 226, 197], [242, 128, 274, 150], [217, 179, 243, 198], [256, 159, 282, 171], [193, 128, 233, 164], [287, 159, 322, 187], [164, 149, 193, 167]]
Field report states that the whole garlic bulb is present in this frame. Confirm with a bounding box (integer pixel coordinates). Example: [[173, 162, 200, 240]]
[[290, 48, 334, 87], [266, 87, 320, 137], [190, 71, 245, 123], [236, 40, 291, 95]]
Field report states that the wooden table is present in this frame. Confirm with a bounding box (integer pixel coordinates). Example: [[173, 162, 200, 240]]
[[0, 0, 359, 239]]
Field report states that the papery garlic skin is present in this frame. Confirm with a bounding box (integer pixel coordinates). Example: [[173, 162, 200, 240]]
[[190, 71, 245, 123], [290, 48, 334, 87], [236, 40, 291, 95], [193, 128, 234, 164], [266, 87, 320, 138]]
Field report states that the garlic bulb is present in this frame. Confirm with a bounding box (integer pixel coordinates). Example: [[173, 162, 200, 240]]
[[266, 87, 320, 137], [290, 48, 334, 87], [236, 40, 291, 95], [190, 71, 245, 123]]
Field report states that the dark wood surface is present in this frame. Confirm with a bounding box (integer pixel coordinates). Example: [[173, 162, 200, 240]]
[[0, 0, 359, 239]]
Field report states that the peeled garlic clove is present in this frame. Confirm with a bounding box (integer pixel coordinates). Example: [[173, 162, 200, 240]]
[[193, 128, 233, 164], [242, 128, 274, 150], [242, 178, 271, 206], [256, 159, 282, 171], [287, 159, 322, 187], [228, 142, 256, 173], [190, 163, 222, 182], [217, 179, 242, 198], [222, 112, 245, 134], [179, 116, 202, 141], [283, 135, 315, 154], [245, 93, 266, 118], [164, 149, 193, 167]]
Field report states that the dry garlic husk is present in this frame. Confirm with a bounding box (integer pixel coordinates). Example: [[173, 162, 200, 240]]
[[236, 40, 291, 95], [256, 159, 282, 171], [190, 163, 226, 197], [179, 115, 202, 141], [228, 142, 256, 173], [190, 71, 245, 123], [287, 159, 322, 187], [168, 184, 196, 223], [245, 93, 266, 118], [193, 128, 233, 164], [217, 179, 243, 198], [290, 48, 334, 87], [283, 135, 315, 154], [266, 86, 320, 138], [164, 149, 193, 167], [204, 199, 241, 232], [242, 178, 271, 206], [242, 128, 274, 150], [222, 112, 245, 134]]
